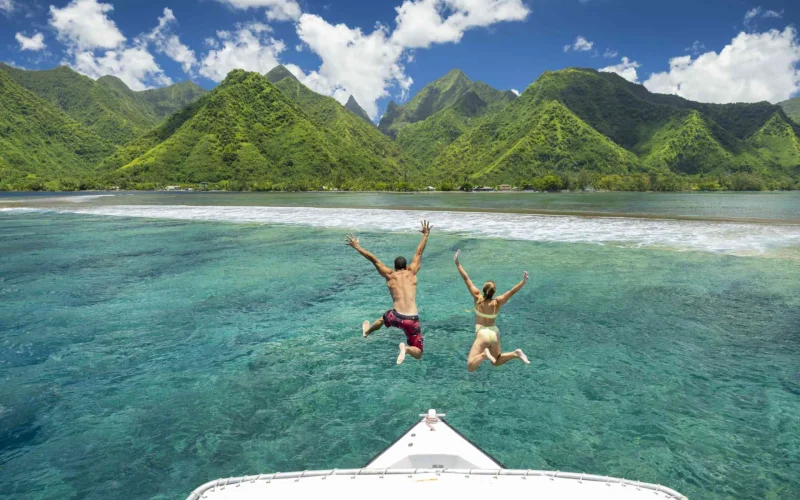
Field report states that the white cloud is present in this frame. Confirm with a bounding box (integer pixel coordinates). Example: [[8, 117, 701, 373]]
[[564, 35, 594, 52], [391, 0, 529, 49], [744, 7, 783, 31], [199, 23, 286, 82], [644, 27, 800, 104], [15, 32, 46, 51], [213, 0, 301, 21], [294, 0, 529, 120], [603, 48, 618, 58], [511, 88, 519, 96], [0, 0, 12, 13], [50, 1, 175, 91], [142, 8, 197, 74], [600, 56, 641, 83], [73, 47, 172, 90], [49, 0, 125, 50], [685, 40, 705, 55], [296, 14, 411, 118]]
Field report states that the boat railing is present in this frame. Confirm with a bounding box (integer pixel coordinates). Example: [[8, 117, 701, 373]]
[[186, 468, 688, 500]]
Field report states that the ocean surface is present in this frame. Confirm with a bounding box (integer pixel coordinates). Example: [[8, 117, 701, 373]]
[[1, 192, 799, 499]]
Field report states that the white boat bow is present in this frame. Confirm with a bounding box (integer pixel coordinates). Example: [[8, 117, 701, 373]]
[[186, 409, 688, 500]]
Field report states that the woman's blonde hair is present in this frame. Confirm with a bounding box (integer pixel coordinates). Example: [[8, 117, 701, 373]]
[[477, 281, 496, 306]]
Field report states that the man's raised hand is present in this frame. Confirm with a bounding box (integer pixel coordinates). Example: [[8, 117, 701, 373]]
[[454, 249, 461, 264], [420, 220, 433, 235], [523, 271, 529, 282], [346, 234, 360, 249]]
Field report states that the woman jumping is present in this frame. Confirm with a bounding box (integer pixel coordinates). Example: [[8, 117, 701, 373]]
[[454, 249, 530, 372]]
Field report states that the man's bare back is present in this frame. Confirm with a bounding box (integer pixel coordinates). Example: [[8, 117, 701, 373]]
[[346, 220, 432, 364], [385, 269, 418, 315]]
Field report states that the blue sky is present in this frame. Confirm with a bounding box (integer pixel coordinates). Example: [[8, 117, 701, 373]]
[[2, 0, 799, 119]]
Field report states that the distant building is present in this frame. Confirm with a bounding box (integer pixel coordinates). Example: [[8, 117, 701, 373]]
[[498, 184, 513, 191], [425, 186, 436, 191], [474, 186, 494, 192], [165, 185, 180, 191]]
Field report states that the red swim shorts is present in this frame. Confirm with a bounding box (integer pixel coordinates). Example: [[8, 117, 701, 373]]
[[383, 309, 424, 352]]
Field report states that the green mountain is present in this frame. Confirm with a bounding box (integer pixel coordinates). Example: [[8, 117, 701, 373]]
[[345, 96, 373, 125], [432, 68, 799, 185], [264, 65, 298, 84], [100, 70, 412, 188], [267, 67, 412, 174], [378, 69, 515, 139], [0, 69, 114, 188], [0, 63, 206, 145], [780, 97, 800, 125]]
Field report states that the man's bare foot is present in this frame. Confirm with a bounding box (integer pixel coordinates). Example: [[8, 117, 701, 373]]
[[362, 320, 370, 338], [516, 349, 530, 364], [397, 343, 407, 365], [484, 348, 496, 364]]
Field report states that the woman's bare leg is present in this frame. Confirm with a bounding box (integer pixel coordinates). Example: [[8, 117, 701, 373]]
[[492, 349, 530, 367], [363, 317, 384, 338], [466, 337, 493, 372]]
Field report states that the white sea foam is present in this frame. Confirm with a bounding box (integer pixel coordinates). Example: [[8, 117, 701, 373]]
[[8, 204, 798, 256]]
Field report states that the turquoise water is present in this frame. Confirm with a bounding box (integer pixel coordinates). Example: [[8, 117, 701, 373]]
[[1, 195, 800, 499]]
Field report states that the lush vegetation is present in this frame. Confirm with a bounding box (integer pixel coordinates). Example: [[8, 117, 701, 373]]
[[0, 69, 114, 189], [2, 64, 799, 192], [344, 95, 373, 125], [378, 69, 516, 139], [779, 96, 800, 125], [99, 70, 414, 188], [0, 63, 206, 145], [430, 68, 799, 188]]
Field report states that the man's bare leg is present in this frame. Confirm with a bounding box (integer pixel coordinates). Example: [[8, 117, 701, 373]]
[[492, 349, 530, 367], [397, 344, 422, 365], [363, 317, 384, 338]]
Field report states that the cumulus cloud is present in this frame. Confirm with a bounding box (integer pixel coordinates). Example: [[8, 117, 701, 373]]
[[0, 0, 12, 13], [49, 0, 125, 50], [603, 48, 618, 58], [199, 23, 286, 82], [296, 14, 410, 118], [600, 56, 641, 83], [142, 8, 197, 74], [49, 0, 175, 90], [213, 0, 301, 21], [644, 27, 800, 104], [73, 47, 172, 90], [294, 0, 529, 119], [15, 32, 46, 51], [564, 35, 594, 52], [391, 0, 529, 49], [511, 88, 520, 96]]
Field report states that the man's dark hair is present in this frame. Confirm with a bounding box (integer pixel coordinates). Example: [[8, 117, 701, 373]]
[[394, 256, 407, 270]]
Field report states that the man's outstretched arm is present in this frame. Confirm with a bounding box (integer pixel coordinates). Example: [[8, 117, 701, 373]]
[[409, 220, 432, 273], [346, 234, 393, 278]]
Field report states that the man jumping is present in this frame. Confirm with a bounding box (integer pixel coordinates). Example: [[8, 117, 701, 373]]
[[346, 220, 432, 365]]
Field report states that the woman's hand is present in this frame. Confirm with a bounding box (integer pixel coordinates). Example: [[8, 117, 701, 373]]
[[523, 271, 529, 282], [454, 249, 461, 265]]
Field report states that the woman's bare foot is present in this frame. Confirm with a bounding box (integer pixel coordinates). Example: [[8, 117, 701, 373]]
[[362, 320, 370, 338], [397, 343, 407, 365], [515, 349, 530, 364], [484, 348, 496, 364]]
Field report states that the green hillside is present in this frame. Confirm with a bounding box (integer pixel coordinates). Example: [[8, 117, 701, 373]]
[[0, 70, 113, 188], [780, 97, 800, 125], [432, 68, 799, 187], [0, 63, 206, 145], [345, 95, 373, 125], [434, 98, 639, 184], [100, 70, 412, 189], [378, 69, 515, 138], [391, 73, 517, 165]]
